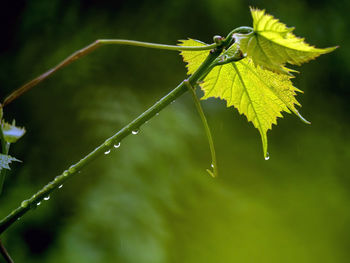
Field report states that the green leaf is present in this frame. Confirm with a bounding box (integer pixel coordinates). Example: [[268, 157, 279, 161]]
[[179, 39, 309, 158], [235, 8, 337, 74], [2, 121, 26, 143], [0, 154, 20, 172]]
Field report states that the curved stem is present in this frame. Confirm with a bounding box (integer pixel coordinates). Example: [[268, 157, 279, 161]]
[[185, 80, 218, 177], [2, 40, 218, 107], [98, 39, 218, 51], [223, 26, 254, 47], [0, 240, 13, 263], [0, 44, 225, 235]]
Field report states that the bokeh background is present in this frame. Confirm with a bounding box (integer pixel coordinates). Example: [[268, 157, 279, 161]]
[[0, 0, 349, 262]]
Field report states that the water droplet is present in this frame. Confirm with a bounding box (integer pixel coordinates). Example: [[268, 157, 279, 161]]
[[104, 139, 112, 146], [132, 130, 139, 135], [37, 202, 41, 206], [156, 113, 159, 116], [114, 142, 121, 148], [44, 196, 50, 201], [21, 200, 29, 208], [211, 164, 214, 168], [265, 152, 270, 160], [17, 217, 21, 221], [58, 184, 63, 189], [68, 166, 76, 173], [104, 149, 111, 155]]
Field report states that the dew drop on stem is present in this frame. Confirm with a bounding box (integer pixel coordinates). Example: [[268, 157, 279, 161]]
[[37, 202, 41, 206], [44, 196, 50, 201], [132, 130, 139, 135], [265, 152, 270, 160], [104, 149, 111, 155], [58, 185, 63, 189], [114, 142, 121, 148]]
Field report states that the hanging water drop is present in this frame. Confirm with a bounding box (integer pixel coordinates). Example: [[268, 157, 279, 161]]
[[104, 149, 111, 155], [44, 196, 50, 201], [114, 142, 121, 148], [37, 202, 41, 206], [265, 152, 270, 160], [58, 184, 63, 189], [21, 200, 29, 208], [156, 112, 159, 116], [68, 166, 76, 173], [132, 130, 139, 135], [211, 164, 214, 168], [104, 139, 112, 147]]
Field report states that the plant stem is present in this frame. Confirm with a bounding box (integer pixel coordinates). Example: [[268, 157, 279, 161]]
[[0, 240, 13, 263], [0, 44, 225, 235], [2, 40, 218, 107], [0, 122, 14, 263], [185, 81, 218, 177]]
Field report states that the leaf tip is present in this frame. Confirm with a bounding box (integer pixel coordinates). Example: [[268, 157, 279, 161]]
[[325, 45, 339, 53], [294, 109, 311, 125], [206, 168, 216, 178]]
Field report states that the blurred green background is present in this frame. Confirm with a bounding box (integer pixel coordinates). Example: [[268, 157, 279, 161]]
[[0, 0, 349, 262]]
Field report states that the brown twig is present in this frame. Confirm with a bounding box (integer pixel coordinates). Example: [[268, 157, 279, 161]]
[[0, 240, 14, 263], [2, 40, 101, 107], [2, 39, 217, 107]]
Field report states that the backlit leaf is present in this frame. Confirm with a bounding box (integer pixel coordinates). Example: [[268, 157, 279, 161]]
[[179, 39, 308, 158], [235, 8, 337, 74]]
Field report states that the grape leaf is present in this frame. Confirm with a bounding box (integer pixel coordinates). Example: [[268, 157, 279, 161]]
[[179, 39, 309, 158], [0, 154, 20, 172], [2, 121, 26, 143], [234, 8, 337, 74]]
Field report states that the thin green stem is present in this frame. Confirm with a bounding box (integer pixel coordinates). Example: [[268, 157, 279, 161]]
[[2, 40, 217, 107], [0, 122, 13, 263], [98, 39, 218, 51], [0, 240, 13, 263], [0, 122, 7, 155], [0, 43, 225, 235], [223, 26, 254, 47], [185, 81, 218, 177]]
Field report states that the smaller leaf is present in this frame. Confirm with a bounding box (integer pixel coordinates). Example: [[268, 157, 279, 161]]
[[2, 121, 26, 143], [235, 7, 337, 74], [0, 154, 20, 172]]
